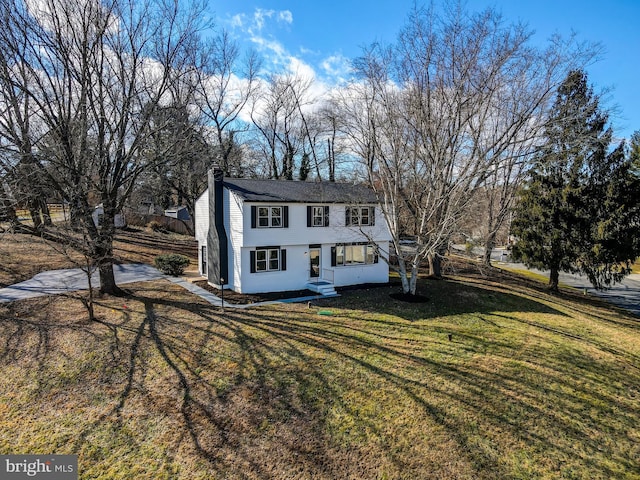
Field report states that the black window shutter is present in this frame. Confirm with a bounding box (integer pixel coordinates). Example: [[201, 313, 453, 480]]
[[307, 206, 312, 227], [370, 206, 375, 225], [331, 246, 337, 266], [345, 207, 351, 226], [283, 206, 289, 228], [251, 206, 257, 228], [250, 251, 256, 273], [281, 249, 287, 271], [324, 205, 330, 226]]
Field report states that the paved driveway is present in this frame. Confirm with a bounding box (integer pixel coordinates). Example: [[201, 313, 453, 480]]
[[0, 264, 329, 308], [0, 264, 165, 302]]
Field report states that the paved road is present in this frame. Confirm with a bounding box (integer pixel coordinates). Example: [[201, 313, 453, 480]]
[[488, 247, 640, 317]]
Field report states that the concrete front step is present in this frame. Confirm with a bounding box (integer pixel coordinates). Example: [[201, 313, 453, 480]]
[[306, 281, 337, 296]]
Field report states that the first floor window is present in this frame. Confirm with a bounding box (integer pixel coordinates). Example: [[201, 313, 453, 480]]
[[251, 247, 287, 273], [332, 243, 379, 266]]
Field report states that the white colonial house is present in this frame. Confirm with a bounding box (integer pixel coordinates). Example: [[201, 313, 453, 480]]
[[194, 167, 392, 295]]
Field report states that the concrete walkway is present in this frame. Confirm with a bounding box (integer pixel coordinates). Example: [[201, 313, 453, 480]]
[[0, 264, 333, 308]]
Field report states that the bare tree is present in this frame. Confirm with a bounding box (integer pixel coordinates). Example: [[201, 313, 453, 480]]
[[347, 3, 597, 294], [250, 72, 314, 179], [0, 0, 207, 294], [473, 33, 599, 266], [196, 30, 260, 176], [135, 102, 212, 227], [0, 37, 52, 230]]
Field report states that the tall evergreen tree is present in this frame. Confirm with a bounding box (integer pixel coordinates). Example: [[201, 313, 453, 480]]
[[511, 70, 640, 291]]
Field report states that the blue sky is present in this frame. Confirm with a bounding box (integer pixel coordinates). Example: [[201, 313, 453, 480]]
[[210, 0, 639, 140]]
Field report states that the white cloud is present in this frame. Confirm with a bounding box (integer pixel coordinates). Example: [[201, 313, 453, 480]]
[[287, 57, 316, 81], [250, 35, 286, 58], [278, 10, 293, 24], [321, 54, 353, 80], [230, 14, 245, 29], [226, 7, 352, 104], [253, 9, 269, 31], [252, 8, 293, 32]]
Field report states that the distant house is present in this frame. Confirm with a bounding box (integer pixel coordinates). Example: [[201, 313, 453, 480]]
[[138, 200, 164, 215], [164, 206, 191, 221], [92, 204, 127, 228], [195, 167, 392, 295]]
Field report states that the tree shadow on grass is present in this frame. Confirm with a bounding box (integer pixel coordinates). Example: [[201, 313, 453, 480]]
[[2, 282, 638, 479], [92, 285, 640, 477], [322, 276, 567, 323]]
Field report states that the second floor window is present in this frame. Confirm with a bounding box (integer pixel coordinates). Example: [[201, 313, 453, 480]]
[[251, 205, 289, 228], [345, 206, 375, 226], [259, 206, 281, 227], [307, 205, 330, 227]]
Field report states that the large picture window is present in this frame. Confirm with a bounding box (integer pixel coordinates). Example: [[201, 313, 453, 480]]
[[332, 243, 378, 266], [250, 247, 287, 273], [345, 206, 375, 226]]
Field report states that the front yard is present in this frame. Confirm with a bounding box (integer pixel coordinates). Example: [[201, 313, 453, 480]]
[[0, 232, 639, 478]]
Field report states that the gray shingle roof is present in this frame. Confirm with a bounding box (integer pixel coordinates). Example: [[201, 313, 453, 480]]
[[223, 178, 379, 203]]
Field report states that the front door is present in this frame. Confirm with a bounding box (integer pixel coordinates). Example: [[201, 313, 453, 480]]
[[309, 246, 321, 278]]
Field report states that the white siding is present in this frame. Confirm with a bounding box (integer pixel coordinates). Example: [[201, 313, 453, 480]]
[[199, 189, 393, 293], [236, 203, 391, 293], [194, 190, 209, 276], [226, 189, 244, 292], [237, 240, 389, 294], [238, 244, 310, 294], [330, 241, 390, 287], [242, 203, 392, 247]]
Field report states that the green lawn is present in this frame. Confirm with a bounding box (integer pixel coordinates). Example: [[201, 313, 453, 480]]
[[0, 269, 639, 479]]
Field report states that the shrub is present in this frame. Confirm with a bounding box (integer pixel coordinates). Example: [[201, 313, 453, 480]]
[[148, 220, 165, 232], [154, 254, 190, 276], [465, 240, 475, 255]]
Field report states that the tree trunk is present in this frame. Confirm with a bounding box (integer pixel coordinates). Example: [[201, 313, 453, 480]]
[[409, 262, 419, 295], [29, 202, 42, 232], [84, 257, 96, 321], [0, 188, 18, 227], [397, 257, 411, 294], [429, 253, 443, 279], [482, 232, 496, 266], [95, 204, 124, 295], [98, 260, 120, 295], [41, 199, 53, 227], [548, 267, 559, 292]]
